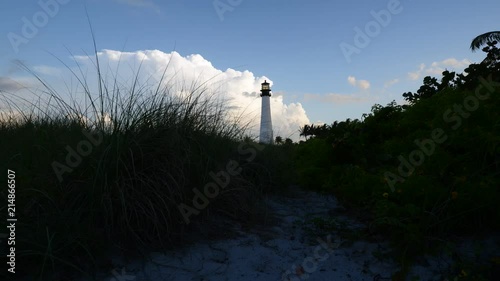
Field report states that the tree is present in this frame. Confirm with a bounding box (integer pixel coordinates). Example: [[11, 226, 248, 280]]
[[299, 125, 309, 140], [402, 72, 458, 104], [299, 124, 313, 140], [459, 41, 500, 89], [470, 31, 500, 51], [438, 70, 456, 91], [275, 136, 283, 144], [310, 123, 329, 138], [479, 41, 500, 68]]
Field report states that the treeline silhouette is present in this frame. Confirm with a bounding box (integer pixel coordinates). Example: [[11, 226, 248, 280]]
[[293, 39, 500, 278]]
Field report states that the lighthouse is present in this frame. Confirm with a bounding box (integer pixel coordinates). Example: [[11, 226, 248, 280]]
[[259, 80, 273, 144]]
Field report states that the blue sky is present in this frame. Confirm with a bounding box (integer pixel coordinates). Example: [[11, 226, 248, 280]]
[[1, 0, 499, 139]]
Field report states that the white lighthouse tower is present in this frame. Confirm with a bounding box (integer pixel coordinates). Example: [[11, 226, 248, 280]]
[[259, 80, 273, 144]]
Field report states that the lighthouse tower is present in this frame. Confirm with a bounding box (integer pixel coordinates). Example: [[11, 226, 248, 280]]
[[259, 80, 273, 144]]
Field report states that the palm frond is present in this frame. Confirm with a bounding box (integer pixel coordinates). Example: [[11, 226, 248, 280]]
[[470, 31, 500, 51]]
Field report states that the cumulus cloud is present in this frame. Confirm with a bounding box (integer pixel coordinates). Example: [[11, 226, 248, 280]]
[[347, 76, 370, 90], [408, 58, 472, 81], [71, 49, 310, 141], [271, 99, 310, 139]]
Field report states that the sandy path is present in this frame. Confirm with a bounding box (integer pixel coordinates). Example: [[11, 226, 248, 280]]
[[96, 186, 459, 281]]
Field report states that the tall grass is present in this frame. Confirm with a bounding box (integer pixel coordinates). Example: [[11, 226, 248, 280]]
[[0, 46, 271, 280]]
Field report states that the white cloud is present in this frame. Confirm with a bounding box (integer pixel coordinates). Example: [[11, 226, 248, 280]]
[[357, 80, 370, 90], [408, 63, 425, 80], [347, 76, 356, 86], [70, 49, 310, 141], [384, 78, 399, 88], [347, 76, 370, 90], [408, 58, 471, 81], [271, 99, 310, 139], [304, 93, 372, 104], [32, 65, 62, 76], [441, 58, 471, 68]]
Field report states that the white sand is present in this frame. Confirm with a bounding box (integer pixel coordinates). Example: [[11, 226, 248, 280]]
[[91, 186, 497, 281]]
